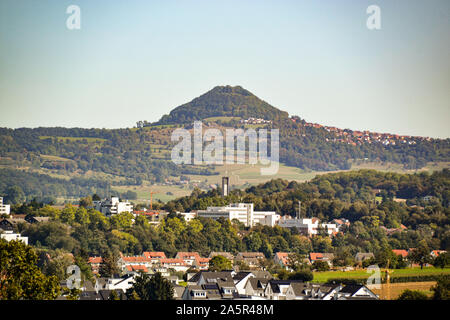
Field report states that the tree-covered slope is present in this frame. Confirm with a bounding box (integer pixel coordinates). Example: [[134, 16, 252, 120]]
[[157, 85, 289, 124]]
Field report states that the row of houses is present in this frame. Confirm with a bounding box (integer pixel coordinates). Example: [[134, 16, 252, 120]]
[[66, 270, 378, 301], [88, 249, 401, 276]]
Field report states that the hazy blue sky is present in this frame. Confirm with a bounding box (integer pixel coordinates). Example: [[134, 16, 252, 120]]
[[0, 0, 449, 138]]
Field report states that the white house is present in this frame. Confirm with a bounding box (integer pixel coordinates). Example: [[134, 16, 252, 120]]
[[0, 197, 10, 216], [0, 230, 28, 244], [197, 203, 280, 227]]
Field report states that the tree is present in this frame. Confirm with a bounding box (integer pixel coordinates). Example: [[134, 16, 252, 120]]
[[126, 272, 174, 300], [99, 252, 120, 277], [408, 241, 432, 269], [0, 239, 60, 299], [397, 289, 429, 300], [287, 270, 314, 282], [312, 260, 330, 272], [431, 276, 449, 300], [4, 185, 25, 205], [433, 252, 449, 269], [79, 196, 93, 208], [209, 255, 232, 272]]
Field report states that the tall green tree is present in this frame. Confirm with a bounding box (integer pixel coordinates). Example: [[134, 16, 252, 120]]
[[126, 272, 173, 300], [0, 239, 60, 300], [209, 255, 232, 271]]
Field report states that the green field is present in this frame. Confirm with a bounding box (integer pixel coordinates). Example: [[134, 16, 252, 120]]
[[312, 267, 450, 283]]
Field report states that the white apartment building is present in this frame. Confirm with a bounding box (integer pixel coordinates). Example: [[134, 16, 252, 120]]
[[277, 216, 337, 236], [1, 230, 28, 244], [197, 203, 280, 227], [0, 197, 10, 215], [93, 197, 133, 216]]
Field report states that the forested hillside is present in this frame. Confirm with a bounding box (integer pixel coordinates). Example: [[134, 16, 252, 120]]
[[157, 85, 289, 124], [0, 86, 448, 201]]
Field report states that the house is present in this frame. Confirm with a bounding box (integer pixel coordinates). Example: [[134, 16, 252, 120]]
[[274, 252, 292, 270], [159, 258, 189, 272], [182, 282, 239, 300], [336, 284, 379, 300], [95, 274, 135, 292], [431, 250, 446, 258], [142, 251, 167, 264], [190, 271, 235, 286], [175, 252, 201, 266], [392, 249, 409, 258], [88, 256, 103, 274], [0, 197, 10, 216], [0, 230, 28, 244], [264, 280, 304, 300], [331, 219, 350, 231], [173, 284, 186, 300], [355, 253, 375, 264], [125, 265, 149, 274], [25, 215, 50, 224], [209, 252, 234, 262], [117, 254, 152, 271], [309, 253, 335, 266], [244, 278, 270, 298], [285, 283, 342, 300], [232, 271, 255, 295], [193, 257, 211, 270], [0, 219, 14, 231], [235, 252, 265, 268]]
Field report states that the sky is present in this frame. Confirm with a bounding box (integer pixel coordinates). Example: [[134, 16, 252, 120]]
[[0, 0, 449, 138]]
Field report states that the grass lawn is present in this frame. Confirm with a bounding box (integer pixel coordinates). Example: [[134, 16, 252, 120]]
[[312, 267, 450, 283]]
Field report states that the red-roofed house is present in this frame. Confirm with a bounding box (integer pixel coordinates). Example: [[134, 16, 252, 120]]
[[143, 251, 167, 264], [194, 257, 211, 270], [431, 250, 447, 258], [309, 252, 335, 266], [88, 256, 103, 274], [392, 250, 409, 258], [160, 258, 189, 272], [274, 252, 290, 270], [126, 265, 149, 273], [175, 252, 201, 266]]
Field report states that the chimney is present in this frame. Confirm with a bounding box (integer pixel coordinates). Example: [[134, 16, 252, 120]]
[[297, 201, 301, 219], [222, 177, 229, 197]]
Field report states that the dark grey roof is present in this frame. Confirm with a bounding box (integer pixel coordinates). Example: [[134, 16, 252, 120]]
[[248, 278, 269, 290], [340, 284, 364, 294], [79, 291, 100, 300], [233, 271, 251, 281], [98, 289, 127, 300]]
